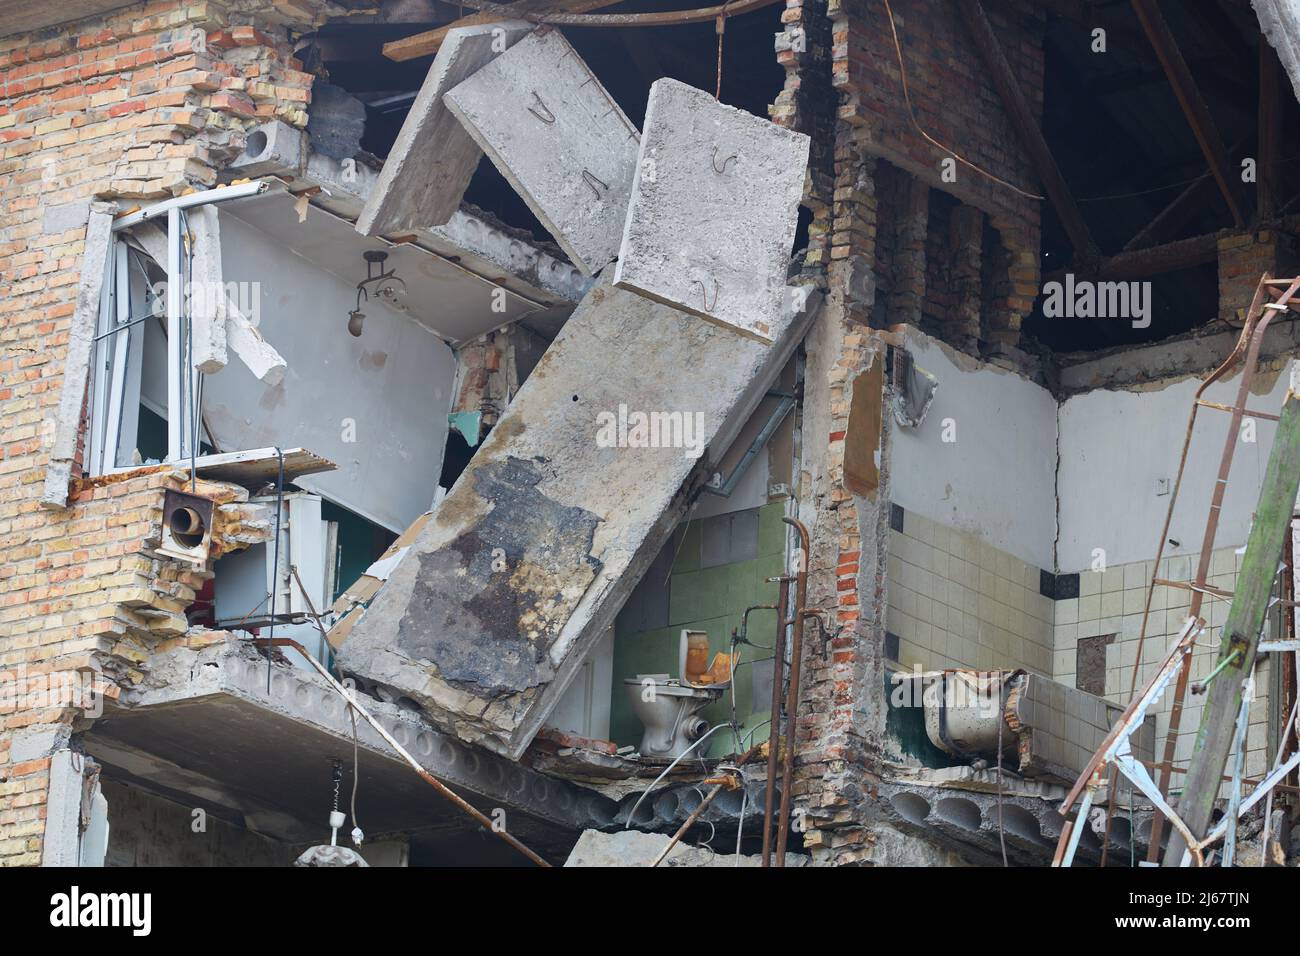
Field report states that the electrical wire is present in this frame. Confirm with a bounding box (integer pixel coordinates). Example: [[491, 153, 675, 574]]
[[624, 722, 734, 828], [349, 704, 362, 841], [734, 785, 748, 863], [880, 0, 1044, 201], [265, 447, 285, 694], [995, 676, 1008, 867]]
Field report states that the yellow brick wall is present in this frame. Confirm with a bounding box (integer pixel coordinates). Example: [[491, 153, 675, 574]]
[[0, 0, 324, 866]]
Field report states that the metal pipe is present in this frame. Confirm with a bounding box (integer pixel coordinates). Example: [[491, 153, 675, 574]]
[[761, 577, 790, 867], [702, 393, 795, 497], [775, 516, 811, 865], [111, 179, 269, 231], [251, 637, 551, 867], [1149, 276, 1297, 861]]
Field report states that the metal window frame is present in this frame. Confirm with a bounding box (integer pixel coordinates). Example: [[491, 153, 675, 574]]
[[88, 180, 269, 476]]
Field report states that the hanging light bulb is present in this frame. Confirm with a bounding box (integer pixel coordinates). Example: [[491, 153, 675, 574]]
[[293, 760, 368, 867], [346, 250, 407, 337]]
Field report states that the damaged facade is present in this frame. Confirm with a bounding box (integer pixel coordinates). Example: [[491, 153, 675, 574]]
[[3, 0, 1300, 870]]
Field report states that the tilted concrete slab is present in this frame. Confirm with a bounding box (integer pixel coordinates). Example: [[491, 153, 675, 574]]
[[334, 275, 821, 759], [614, 78, 810, 345], [356, 21, 533, 237], [442, 29, 640, 275]]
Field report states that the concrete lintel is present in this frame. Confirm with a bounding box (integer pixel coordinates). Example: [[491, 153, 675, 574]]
[[40, 202, 116, 510], [335, 276, 822, 760], [442, 29, 640, 276], [100, 641, 616, 837], [614, 78, 811, 344], [356, 21, 534, 236]]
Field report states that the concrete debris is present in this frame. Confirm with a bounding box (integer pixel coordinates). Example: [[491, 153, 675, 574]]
[[186, 206, 228, 374], [614, 78, 810, 344], [564, 828, 808, 867], [356, 21, 534, 236], [442, 29, 640, 275], [128, 223, 287, 386], [305, 83, 367, 162]]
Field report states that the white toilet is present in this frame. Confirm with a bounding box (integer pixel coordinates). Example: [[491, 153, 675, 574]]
[[624, 630, 726, 760]]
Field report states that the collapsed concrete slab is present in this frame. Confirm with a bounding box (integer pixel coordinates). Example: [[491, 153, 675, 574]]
[[356, 21, 533, 237], [564, 828, 808, 867], [333, 274, 821, 759], [614, 78, 810, 345], [442, 29, 640, 275]]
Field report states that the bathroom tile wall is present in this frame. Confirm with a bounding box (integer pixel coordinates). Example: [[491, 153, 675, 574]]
[[1056, 549, 1276, 794], [885, 507, 1054, 676], [886, 506, 1278, 798], [609, 501, 787, 750]]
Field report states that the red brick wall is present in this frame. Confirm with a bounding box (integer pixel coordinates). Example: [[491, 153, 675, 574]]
[[830, 0, 1044, 346], [0, 0, 323, 866]]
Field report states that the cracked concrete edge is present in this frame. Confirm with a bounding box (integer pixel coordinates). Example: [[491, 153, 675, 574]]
[[126, 639, 620, 832], [507, 289, 826, 759]]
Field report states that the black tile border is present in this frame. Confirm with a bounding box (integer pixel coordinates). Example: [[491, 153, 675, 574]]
[[1040, 569, 1079, 600]]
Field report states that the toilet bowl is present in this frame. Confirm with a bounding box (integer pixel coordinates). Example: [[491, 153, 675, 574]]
[[623, 630, 726, 760], [624, 677, 723, 759]]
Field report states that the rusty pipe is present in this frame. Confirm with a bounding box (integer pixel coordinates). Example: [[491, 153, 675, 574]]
[[252, 637, 552, 867], [775, 516, 811, 866], [761, 576, 790, 867]]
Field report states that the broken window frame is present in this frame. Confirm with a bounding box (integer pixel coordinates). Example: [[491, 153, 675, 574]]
[[89, 181, 267, 477]]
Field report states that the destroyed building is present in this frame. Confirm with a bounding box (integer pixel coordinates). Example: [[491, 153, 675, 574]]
[[4, 0, 1300, 869]]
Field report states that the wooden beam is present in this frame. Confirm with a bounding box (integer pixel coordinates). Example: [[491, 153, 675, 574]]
[[1130, 0, 1247, 228], [1164, 360, 1300, 865], [1123, 134, 1247, 252], [954, 0, 1098, 262], [1260, 34, 1283, 220], [381, 0, 787, 61], [1122, 173, 1213, 252], [1095, 231, 1220, 280], [383, 0, 616, 62]]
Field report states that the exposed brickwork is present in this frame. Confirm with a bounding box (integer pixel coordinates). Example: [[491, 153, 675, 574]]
[[1218, 229, 1300, 322], [0, 0, 325, 865], [829, 0, 1044, 351], [777, 0, 1049, 864]]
